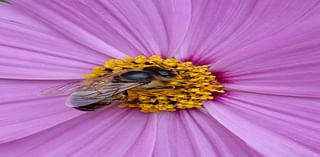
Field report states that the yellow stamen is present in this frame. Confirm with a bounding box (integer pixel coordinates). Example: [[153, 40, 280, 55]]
[[84, 55, 224, 112]]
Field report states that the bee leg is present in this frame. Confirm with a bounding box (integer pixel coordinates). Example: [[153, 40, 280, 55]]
[[126, 98, 139, 104]]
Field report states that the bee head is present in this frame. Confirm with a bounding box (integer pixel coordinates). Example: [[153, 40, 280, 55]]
[[142, 66, 176, 78], [117, 71, 154, 83]]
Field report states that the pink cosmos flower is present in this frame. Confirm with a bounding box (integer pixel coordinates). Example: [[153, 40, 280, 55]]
[[1, 1, 320, 157]]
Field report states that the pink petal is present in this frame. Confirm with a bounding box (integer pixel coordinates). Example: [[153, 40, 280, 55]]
[[0, 3, 54, 33], [11, 0, 192, 57], [0, 4, 108, 80], [176, 0, 320, 63], [205, 92, 320, 156], [204, 17, 320, 156], [213, 17, 320, 97], [153, 110, 262, 157], [0, 108, 262, 157], [0, 107, 156, 157], [0, 79, 83, 143]]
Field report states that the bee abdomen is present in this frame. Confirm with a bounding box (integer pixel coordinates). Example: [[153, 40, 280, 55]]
[[74, 103, 110, 111]]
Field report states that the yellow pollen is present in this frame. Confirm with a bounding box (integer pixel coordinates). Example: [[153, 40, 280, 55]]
[[84, 55, 224, 112]]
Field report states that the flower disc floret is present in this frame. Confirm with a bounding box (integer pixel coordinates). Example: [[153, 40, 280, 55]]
[[84, 55, 224, 112]]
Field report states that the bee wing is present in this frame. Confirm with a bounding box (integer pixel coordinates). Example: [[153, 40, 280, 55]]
[[66, 82, 145, 107], [41, 74, 116, 96], [41, 80, 82, 96]]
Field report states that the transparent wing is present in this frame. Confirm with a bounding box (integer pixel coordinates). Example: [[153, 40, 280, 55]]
[[66, 82, 145, 107], [41, 80, 82, 96], [41, 74, 116, 96]]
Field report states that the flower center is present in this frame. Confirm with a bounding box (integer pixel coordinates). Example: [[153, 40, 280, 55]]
[[83, 55, 224, 112]]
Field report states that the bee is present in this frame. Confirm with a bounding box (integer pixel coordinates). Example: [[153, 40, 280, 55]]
[[42, 66, 177, 111]]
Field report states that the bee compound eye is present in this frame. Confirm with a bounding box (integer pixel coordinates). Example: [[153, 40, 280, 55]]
[[157, 70, 176, 78], [120, 71, 154, 81], [143, 66, 176, 78]]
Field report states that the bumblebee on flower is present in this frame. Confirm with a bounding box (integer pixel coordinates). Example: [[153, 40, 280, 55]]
[[44, 55, 223, 112]]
